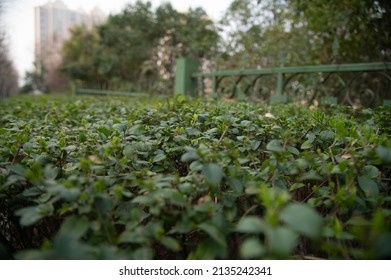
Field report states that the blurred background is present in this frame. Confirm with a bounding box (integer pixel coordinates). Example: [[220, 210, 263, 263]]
[[0, 0, 390, 99]]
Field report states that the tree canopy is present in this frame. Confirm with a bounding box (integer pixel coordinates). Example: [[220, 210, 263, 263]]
[[218, 0, 390, 69], [61, 1, 219, 93], [58, 0, 390, 94]]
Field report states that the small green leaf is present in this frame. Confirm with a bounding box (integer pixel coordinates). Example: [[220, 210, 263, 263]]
[[181, 151, 199, 162], [153, 153, 166, 163], [240, 238, 265, 259], [186, 127, 201, 136], [300, 139, 313, 150], [15, 206, 44, 226], [236, 216, 265, 234], [44, 164, 58, 180], [300, 170, 323, 181], [59, 216, 89, 239], [52, 234, 91, 260], [290, 183, 305, 191], [63, 145, 76, 152], [268, 226, 298, 257], [287, 146, 300, 155], [266, 139, 283, 152], [203, 163, 223, 186], [362, 165, 380, 178], [9, 164, 27, 177], [132, 195, 154, 205], [49, 185, 81, 202], [250, 140, 262, 151], [228, 178, 243, 193], [377, 146, 391, 165], [123, 145, 134, 158], [160, 236, 181, 252], [358, 176, 379, 199], [279, 203, 323, 239], [128, 124, 146, 136], [98, 127, 111, 137], [198, 223, 226, 248], [113, 123, 126, 133]]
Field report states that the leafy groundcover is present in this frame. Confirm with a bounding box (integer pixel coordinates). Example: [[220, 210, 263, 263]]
[[0, 95, 390, 259]]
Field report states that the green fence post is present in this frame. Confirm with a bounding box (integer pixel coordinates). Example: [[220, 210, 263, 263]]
[[271, 72, 289, 103], [175, 58, 200, 97], [71, 82, 78, 96], [212, 76, 218, 93], [276, 72, 284, 96]]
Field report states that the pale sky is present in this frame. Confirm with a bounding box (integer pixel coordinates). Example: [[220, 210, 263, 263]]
[[2, 0, 232, 83]]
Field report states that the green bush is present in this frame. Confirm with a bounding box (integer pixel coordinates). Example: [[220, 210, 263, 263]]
[[0, 95, 390, 259]]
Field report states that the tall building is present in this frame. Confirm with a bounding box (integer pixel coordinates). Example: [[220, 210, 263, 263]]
[[34, 0, 106, 74]]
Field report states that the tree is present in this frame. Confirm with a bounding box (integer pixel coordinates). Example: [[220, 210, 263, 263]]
[[61, 26, 105, 88], [20, 62, 48, 94], [290, 0, 391, 63], [0, 0, 18, 99], [219, 0, 390, 68], [60, 0, 220, 94]]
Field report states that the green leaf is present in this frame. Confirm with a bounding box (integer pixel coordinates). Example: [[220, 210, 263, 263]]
[[240, 238, 265, 259], [300, 170, 323, 181], [198, 223, 226, 248], [123, 145, 134, 158], [23, 142, 34, 152], [186, 127, 201, 136], [113, 123, 126, 133], [279, 203, 323, 239], [52, 234, 92, 260], [300, 139, 313, 150], [250, 140, 262, 151], [160, 236, 181, 252], [228, 178, 243, 193], [49, 185, 81, 202], [362, 165, 380, 178], [377, 146, 391, 165], [203, 163, 223, 186], [290, 183, 305, 191], [132, 195, 154, 205], [181, 151, 200, 162], [128, 124, 146, 135], [9, 164, 27, 177], [268, 226, 298, 257], [153, 153, 166, 163], [15, 206, 44, 226], [44, 164, 58, 180], [59, 216, 89, 239], [98, 126, 111, 137], [236, 216, 265, 234], [63, 145, 76, 152], [287, 146, 300, 155], [358, 176, 379, 199], [266, 139, 283, 152]]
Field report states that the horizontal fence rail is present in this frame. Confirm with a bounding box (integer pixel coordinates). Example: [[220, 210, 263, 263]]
[[193, 62, 391, 77], [175, 58, 391, 106], [73, 85, 144, 98]]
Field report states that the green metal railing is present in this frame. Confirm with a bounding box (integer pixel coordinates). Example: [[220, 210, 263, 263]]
[[73, 84, 144, 97], [175, 58, 391, 106]]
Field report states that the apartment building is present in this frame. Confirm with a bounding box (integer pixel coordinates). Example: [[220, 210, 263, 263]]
[[34, 0, 105, 73]]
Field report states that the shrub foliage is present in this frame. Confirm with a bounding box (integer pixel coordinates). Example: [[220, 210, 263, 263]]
[[0, 95, 390, 259]]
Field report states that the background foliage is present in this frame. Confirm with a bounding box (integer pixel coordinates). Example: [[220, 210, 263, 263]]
[[55, 0, 391, 96], [218, 0, 391, 69], [61, 1, 219, 94], [0, 0, 18, 99]]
